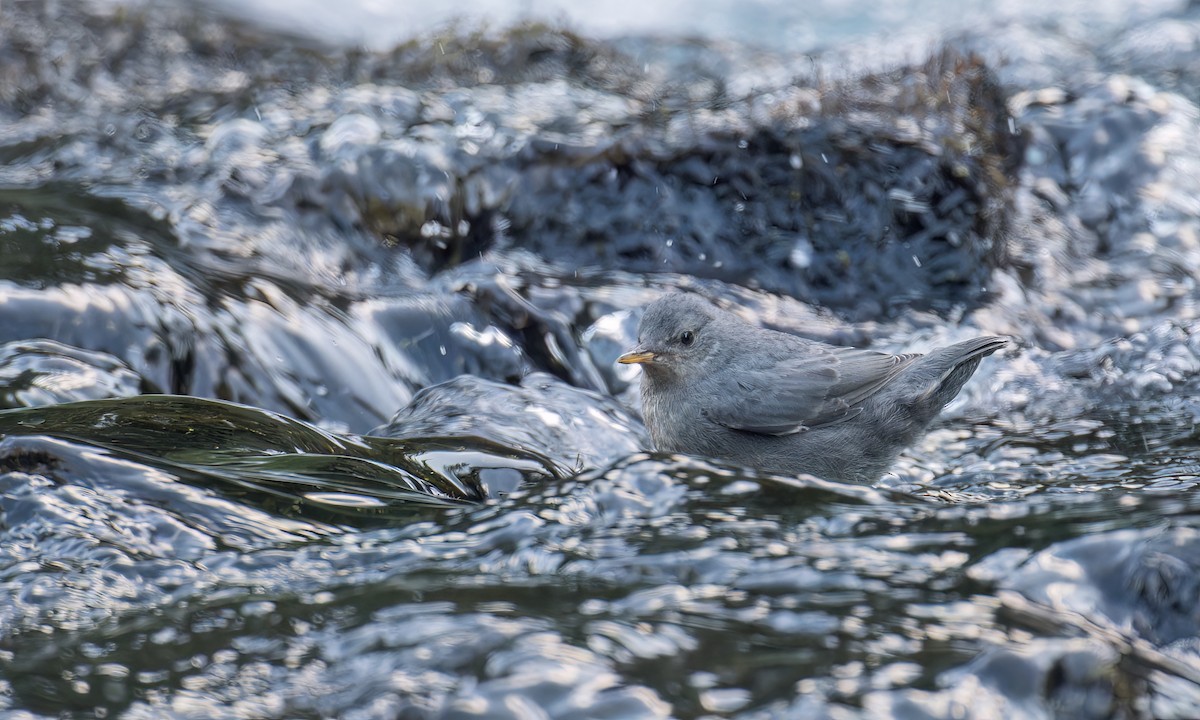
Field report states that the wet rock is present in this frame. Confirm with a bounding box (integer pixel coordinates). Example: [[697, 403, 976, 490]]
[[1, 0, 1022, 322], [864, 639, 1129, 720], [502, 50, 1019, 321], [857, 527, 1200, 719], [1003, 527, 1200, 650], [373, 372, 647, 474], [0, 395, 559, 517]]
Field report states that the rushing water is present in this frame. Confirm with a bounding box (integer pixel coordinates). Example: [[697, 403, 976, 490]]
[[3, 0, 1200, 717]]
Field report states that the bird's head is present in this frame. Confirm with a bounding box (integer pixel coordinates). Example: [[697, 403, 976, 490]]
[[618, 293, 724, 383]]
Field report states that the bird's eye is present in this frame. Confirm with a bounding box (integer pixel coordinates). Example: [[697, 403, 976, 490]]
[[680, 330, 695, 346]]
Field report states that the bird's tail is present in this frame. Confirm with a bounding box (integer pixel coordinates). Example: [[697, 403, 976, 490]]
[[913, 336, 1008, 406]]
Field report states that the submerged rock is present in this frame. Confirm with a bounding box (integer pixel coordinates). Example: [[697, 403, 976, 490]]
[[867, 528, 1200, 719], [373, 372, 647, 475], [0, 395, 559, 520]]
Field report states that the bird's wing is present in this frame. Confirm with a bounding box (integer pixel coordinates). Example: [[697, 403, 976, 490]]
[[703, 346, 919, 435]]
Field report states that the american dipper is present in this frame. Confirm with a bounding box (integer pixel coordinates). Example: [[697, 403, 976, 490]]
[[617, 294, 1007, 483]]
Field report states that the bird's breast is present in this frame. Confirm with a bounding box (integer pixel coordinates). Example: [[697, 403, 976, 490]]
[[640, 379, 724, 456]]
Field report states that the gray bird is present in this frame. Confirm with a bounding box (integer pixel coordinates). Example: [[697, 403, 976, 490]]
[[617, 294, 1007, 483]]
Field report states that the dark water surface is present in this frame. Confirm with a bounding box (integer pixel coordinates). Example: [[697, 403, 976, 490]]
[[3, 0, 1200, 717]]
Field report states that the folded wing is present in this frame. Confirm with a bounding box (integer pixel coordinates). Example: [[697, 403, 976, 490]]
[[703, 346, 918, 435]]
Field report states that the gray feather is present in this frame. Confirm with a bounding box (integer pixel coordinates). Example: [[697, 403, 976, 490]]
[[703, 347, 919, 435]]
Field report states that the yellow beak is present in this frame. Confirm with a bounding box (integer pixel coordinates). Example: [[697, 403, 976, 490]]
[[617, 350, 656, 365]]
